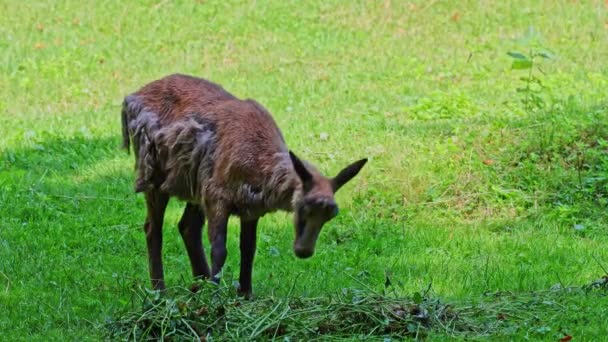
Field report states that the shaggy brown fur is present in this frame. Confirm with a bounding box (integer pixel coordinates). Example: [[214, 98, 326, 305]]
[[121, 74, 367, 296]]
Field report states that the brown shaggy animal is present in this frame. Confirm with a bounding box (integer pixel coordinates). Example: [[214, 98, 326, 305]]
[[121, 74, 367, 296]]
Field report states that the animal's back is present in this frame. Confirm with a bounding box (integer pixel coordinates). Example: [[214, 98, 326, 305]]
[[132, 73, 237, 124]]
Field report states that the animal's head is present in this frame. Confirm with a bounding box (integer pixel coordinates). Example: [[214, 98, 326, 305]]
[[289, 151, 367, 259]]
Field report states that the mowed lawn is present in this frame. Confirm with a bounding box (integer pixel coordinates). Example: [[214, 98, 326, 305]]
[[1, 0, 608, 340]]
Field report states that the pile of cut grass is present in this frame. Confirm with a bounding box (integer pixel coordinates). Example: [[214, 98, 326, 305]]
[[106, 275, 608, 341]]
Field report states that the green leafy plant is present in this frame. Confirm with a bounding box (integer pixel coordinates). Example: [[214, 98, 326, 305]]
[[507, 28, 554, 113]]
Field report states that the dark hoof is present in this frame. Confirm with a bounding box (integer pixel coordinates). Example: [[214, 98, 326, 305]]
[[237, 288, 253, 300], [189, 283, 201, 293], [151, 280, 166, 292]]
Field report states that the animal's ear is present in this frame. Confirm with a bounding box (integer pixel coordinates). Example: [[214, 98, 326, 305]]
[[331, 158, 368, 192], [289, 151, 313, 191]]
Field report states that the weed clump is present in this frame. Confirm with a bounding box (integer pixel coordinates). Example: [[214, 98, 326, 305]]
[[106, 276, 608, 341], [106, 283, 440, 340]]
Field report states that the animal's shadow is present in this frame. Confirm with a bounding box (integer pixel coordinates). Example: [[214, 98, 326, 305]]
[[0, 135, 159, 283], [1, 135, 140, 218]]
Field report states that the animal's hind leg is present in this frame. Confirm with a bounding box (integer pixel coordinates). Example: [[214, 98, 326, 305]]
[[178, 203, 211, 282], [144, 190, 169, 290]]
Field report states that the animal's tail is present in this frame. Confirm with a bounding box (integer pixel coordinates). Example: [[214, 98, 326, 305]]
[[121, 98, 131, 154]]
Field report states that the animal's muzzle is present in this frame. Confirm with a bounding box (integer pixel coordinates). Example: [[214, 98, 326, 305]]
[[294, 247, 314, 259]]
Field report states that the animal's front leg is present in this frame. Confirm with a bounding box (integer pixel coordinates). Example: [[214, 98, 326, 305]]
[[208, 210, 229, 284], [238, 218, 258, 298], [178, 203, 211, 281]]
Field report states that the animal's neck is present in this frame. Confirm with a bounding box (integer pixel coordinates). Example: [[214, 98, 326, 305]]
[[265, 152, 301, 212]]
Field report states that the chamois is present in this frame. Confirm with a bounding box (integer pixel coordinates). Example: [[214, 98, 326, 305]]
[[121, 74, 367, 296]]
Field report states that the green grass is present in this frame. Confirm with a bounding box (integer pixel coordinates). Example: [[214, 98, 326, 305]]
[[1, 0, 608, 340]]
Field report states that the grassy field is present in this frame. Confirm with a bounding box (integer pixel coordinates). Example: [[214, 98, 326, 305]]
[[1, 0, 608, 340]]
